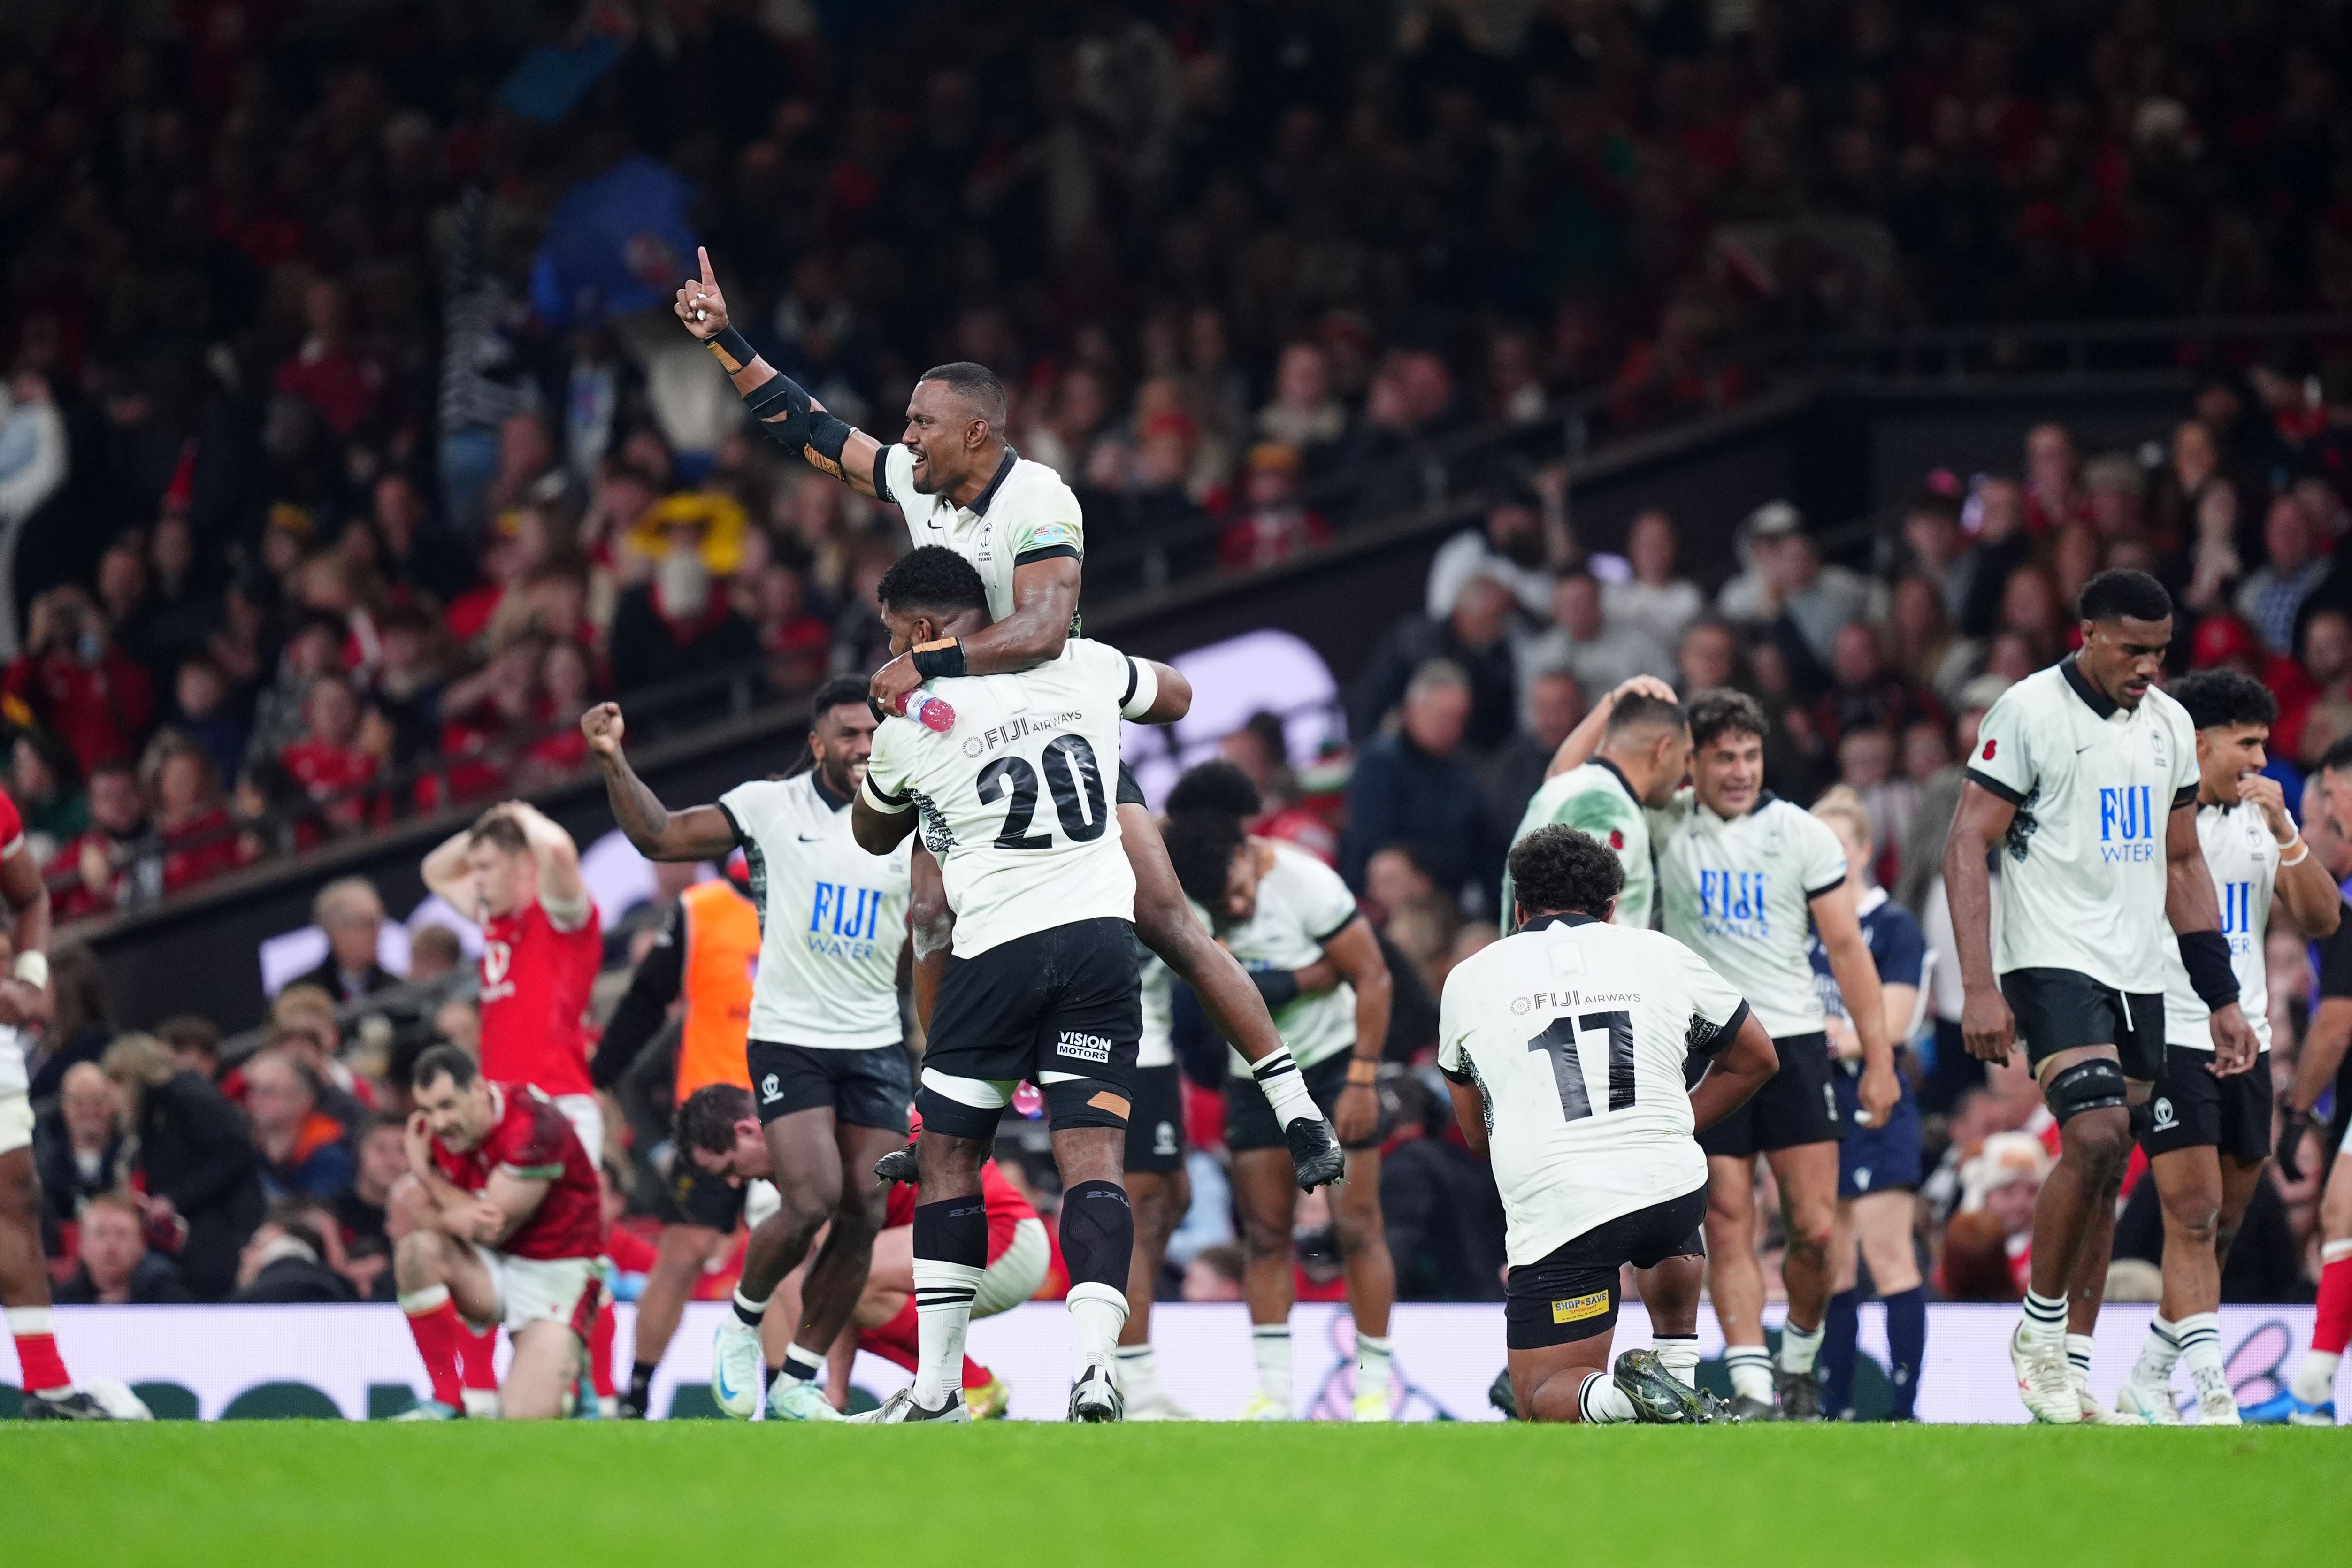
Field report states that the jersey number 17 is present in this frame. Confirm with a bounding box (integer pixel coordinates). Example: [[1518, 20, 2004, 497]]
[[1528, 1011, 1636, 1123]]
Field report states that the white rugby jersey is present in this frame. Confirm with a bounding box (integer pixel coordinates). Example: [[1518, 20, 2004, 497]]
[[1137, 896, 1217, 1071], [1215, 842, 1365, 1075], [880, 444, 1083, 624], [0, 1023, 24, 1098], [718, 772, 913, 1049], [861, 639, 1156, 956], [2160, 798, 2282, 1053], [1502, 758, 1656, 931], [1653, 788, 1849, 1037], [1968, 657, 2198, 994], [1440, 914, 1751, 1266]]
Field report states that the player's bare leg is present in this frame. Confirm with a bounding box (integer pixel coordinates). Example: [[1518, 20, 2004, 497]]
[[1636, 1253, 1708, 1397], [2011, 1047, 2136, 1422], [1701, 1153, 1773, 1417], [1330, 1145, 1398, 1419], [2125, 1147, 2261, 1423], [908, 846, 950, 1031], [1510, 1308, 1705, 1426], [1050, 1124, 1134, 1422], [393, 1221, 505, 1419], [623, 1223, 724, 1416], [1117, 1162, 1192, 1417], [1232, 1148, 1302, 1418], [502, 1319, 584, 1421], [1762, 1140, 1838, 1419], [1123, 804, 1343, 1189], [1, 1144, 100, 1418], [855, 1126, 988, 1422]]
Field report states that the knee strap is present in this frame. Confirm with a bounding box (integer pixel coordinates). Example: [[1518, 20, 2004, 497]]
[[2045, 1058, 2129, 1126]]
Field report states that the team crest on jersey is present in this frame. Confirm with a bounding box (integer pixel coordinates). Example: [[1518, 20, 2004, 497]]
[[1550, 1289, 1609, 1325], [482, 941, 511, 984]]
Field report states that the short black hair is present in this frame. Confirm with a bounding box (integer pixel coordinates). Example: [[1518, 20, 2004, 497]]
[[2169, 669, 2277, 731], [676, 1082, 756, 1155], [1508, 825, 1624, 921], [1161, 761, 1260, 908], [875, 545, 988, 620], [1605, 690, 1685, 737], [809, 673, 871, 723], [916, 361, 1008, 425], [2320, 735, 2352, 778], [2078, 568, 2172, 625], [411, 1043, 479, 1094], [1686, 688, 1769, 750]]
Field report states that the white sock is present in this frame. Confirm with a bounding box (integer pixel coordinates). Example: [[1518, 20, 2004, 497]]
[[1578, 1370, 1636, 1423], [1653, 1334, 1700, 1388], [2132, 1315, 2181, 1384], [1250, 1047, 1322, 1128], [1066, 1282, 1129, 1371], [773, 1343, 824, 1389], [1725, 1346, 1774, 1402], [1115, 1343, 1160, 1406], [1778, 1318, 1823, 1375], [2292, 1349, 2342, 1406], [2020, 1290, 2069, 1353], [1252, 1323, 1293, 1409], [912, 1259, 984, 1408], [1356, 1333, 1392, 1400], [2174, 1313, 2222, 1380], [2065, 1332, 2096, 1385]]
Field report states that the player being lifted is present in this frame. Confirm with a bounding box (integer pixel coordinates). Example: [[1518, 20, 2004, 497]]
[[672, 249, 1341, 1190], [2114, 672, 2337, 1423], [1943, 570, 2259, 1424], [1441, 826, 1778, 1423], [1559, 688, 1899, 1417], [583, 676, 913, 1422], [1161, 762, 1395, 1421], [850, 546, 1190, 1422]]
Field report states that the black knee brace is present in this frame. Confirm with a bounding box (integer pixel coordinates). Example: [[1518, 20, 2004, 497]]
[[2044, 1058, 2129, 1126], [1059, 1180, 1134, 1292]]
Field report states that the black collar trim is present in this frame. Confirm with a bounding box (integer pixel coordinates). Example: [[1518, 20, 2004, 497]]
[[1517, 911, 1601, 933], [1754, 789, 1781, 810], [1590, 754, 1636, 800], [967, 445, 1018, 516], [809, 769, 851, 812], [2060, 654, 2118, 719]]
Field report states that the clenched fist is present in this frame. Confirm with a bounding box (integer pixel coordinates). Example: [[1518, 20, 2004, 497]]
[[582, 702, 627, 759]]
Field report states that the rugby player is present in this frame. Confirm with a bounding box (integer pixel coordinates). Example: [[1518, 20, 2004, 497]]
[[1160, 762, 1397, 1421], [584, 675, 913, 1422], [421, 801, 614, 1412], [1116, 943, 1196, 1418], [849, 546, 1190, 1422], [1556, 688, 1898, 1418], [394, 1046, 603, 1420], [1805, 789, 1931, 1422], [1502, 679, 1689, 929], [2245, 740, 2352, 1425], [674, 250, 1341, 1190], [1441, 826, 1778, 1423], [0, 785, 106, 1418], [1942, 569, 2259, 1423], [2112, 672, 2338, 1424]]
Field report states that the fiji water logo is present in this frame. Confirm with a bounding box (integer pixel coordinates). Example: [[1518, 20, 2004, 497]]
[[1697, 869, 1769, 939], [806, 881, 889, 960], [2098, 785, 2157, 862], [2221, 880, 2254, 956]]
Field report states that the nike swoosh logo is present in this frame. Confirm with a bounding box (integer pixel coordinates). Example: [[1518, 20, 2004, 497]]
[[716, 1366, 737, 1403], [798, 834, 823, 842]]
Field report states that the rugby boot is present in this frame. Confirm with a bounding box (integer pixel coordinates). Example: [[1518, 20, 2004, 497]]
[[1724, 1392, 1778, 1423], [873, 1140, 919, 1188], [2114, 1371, 2185, 1425], [2188, 1365, 2241, 1426], [2240, 1387, 2336, 1425], [1067, 1361, 1124, 1423], [2011, 1329, 2080, 1424], [1287, 1117, 1344, 1190], [388, 1400, 461, 1422], [1237, 1392, 1292, 1421], [768, 1377, 847, 1422], [965, 1373, 1013, 1421], [710, 1314, 764, 1419], [1486, 1367, 1519, 1421], [1352, 1383, 1392, 1422], [853, 1385, 969, 1423], [2069, 1366, 2133, 1424], [1773, 1366, 1823, 1422], [1615, 1349, 1705, 1424]]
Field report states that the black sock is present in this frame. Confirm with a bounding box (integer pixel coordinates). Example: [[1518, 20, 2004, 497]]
[[628, 1361, 656, 1408], [1059, 1179, 1135, 1291]]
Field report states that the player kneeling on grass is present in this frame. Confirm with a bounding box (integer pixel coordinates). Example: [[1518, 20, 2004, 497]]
[[1440, 825, 1777, 1423], [393, 1046, 605, 1420]]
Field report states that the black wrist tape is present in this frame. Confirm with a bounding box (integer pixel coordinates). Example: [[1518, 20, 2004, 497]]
[[1249, 968, 1301, 1010], [2177, 929, 2239, 1008], [705, 324, 755, 370], [912, 640, 966, 681]]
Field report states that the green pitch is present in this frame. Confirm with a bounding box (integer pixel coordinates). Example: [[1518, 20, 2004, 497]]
[[3, 1422, 2339, 1566]]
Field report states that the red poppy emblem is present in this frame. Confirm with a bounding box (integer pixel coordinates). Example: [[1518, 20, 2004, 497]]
[[1982, 739, 1997, 760], [1608, 829, 1624, 849]]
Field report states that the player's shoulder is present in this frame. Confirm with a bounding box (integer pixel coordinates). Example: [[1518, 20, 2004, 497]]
[[720, 773, 805, 823], [1004, 454, 1083, 528], [1988, 663, 2067, 720]]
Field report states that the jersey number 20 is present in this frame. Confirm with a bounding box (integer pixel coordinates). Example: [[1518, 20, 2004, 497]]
[[1526, 1011, 1636, 1122], [978, 734, 1110, 849]]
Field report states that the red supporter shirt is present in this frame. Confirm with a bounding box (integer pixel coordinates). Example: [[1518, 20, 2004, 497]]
[[0, 786, 22, 859], [478, 898, 602, 1097], [884, 1159, 1037, 1265], [429, 1081, 603, 1261]]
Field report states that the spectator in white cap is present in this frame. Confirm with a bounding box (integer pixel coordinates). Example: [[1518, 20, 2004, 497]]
[[1716, 501, 1878, 683]]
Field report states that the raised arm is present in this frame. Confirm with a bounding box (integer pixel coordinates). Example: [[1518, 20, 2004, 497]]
[[1545, 674, 1680, 779], [582, 702, 740, 862], [676, 247, 886, 500], [2165, 798, 2260, 1074], [421, 828, 477, 912], [2248, 774, 2340, 938], [1942, 780, 2019, 1065], [502, 800, 587, 920]]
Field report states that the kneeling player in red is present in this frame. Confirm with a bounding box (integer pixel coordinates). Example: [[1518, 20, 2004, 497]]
[[394, 1046, 604, 1419]]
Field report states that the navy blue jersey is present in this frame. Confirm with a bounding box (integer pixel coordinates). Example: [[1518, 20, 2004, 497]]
[[1808, 886, 1929, 1042]]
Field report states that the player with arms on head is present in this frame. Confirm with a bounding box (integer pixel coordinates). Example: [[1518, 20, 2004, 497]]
[[1161, 761, 1398, 1421], [0, 785, 106, 1418], [582, 674, 913, 1422], [850, 546, 1190, 1422], [1557, 688, 1898, 1418], [1442, 826, 1778, 1423], [2113, 672, 2337, 1424], [1502, 680, 1690, 930], [393, 1046, 604, 1419], [1943, 569, 2260, 1423], [1804, 788, 1933, 1422], [674, 252, 1342, 1192], [2243, 739, 2352, 1425]]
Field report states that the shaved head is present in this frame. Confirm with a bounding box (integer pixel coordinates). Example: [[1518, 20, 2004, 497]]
[[915, 361, 1006, 427]]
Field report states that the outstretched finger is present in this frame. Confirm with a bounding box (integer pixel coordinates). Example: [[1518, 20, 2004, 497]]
[[699, 245, 715, 287]]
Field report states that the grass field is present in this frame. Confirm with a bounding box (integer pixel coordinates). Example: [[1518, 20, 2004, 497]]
[[1, 1422, 2341, 1565]]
